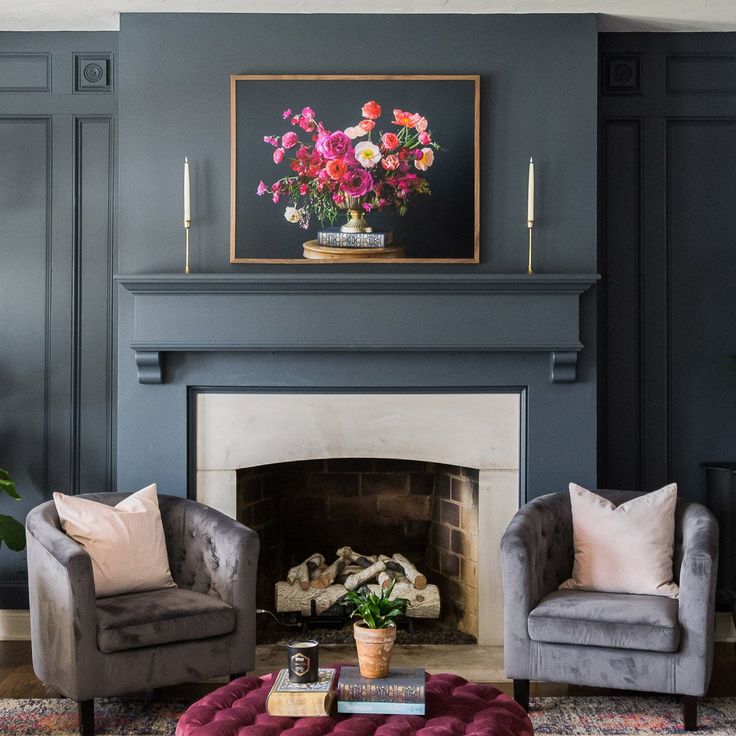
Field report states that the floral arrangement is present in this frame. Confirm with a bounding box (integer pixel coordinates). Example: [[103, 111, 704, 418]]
[[256, 101, 440, 229]]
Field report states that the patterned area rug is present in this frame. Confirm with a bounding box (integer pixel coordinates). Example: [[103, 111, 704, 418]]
[[0, 698, 188, 735], [1, 696, 736, 735], [531, 696, 736, 735]]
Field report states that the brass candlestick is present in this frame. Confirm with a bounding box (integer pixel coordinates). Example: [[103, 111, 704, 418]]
[[527, 220, 534, 275], [184, 219, 191, 274]]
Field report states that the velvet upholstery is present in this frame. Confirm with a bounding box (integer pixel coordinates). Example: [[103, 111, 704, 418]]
[[501, 490, 718, 698], [528, 590, 680, 652], [26, 493, 259, 701], [176, 669, 534, 736], [96, 587, 236, 653]]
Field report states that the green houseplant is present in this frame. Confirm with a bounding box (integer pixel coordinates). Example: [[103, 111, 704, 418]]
[[344, 582, 407, 679], [0, 469, 26, 551]]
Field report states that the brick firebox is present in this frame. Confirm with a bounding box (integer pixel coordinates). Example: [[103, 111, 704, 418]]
[[237, 458, 479, 638]]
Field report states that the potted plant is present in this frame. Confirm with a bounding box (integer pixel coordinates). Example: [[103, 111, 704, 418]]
[[0, 468, 25, 551], [343, 582, 407, 679]]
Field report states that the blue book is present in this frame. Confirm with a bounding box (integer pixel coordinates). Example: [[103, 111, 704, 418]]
[[317, 228, 393, 249], [337, 667, 425, 715]]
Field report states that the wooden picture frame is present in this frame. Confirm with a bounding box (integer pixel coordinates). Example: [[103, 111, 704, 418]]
[[230, 74, 480, 264]]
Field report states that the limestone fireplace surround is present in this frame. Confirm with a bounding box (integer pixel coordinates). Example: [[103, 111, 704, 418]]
[[195, 390, 522, 646]]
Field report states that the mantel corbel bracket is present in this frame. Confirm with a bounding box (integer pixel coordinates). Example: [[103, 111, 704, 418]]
[[549, 351, 578, 384], [135, 350, 163, 384]]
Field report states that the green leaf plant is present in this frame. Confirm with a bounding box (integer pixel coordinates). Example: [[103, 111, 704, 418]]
[[343, 581, 407, 630], [0, 469, 26, 551]]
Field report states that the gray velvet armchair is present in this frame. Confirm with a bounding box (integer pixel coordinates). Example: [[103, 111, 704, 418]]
[[26, 493, 259, 736], [501, 490, 718, 731]]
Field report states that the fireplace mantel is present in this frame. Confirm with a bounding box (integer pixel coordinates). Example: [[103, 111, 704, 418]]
[[117, 273, 598, 385]]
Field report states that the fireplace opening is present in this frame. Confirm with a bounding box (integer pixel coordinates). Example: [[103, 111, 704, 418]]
[[237, 458, 479, 645]]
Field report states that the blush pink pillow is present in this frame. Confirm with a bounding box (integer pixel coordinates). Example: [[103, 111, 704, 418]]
[[53, 484, 176, 598], [560, 483, 679, 598]]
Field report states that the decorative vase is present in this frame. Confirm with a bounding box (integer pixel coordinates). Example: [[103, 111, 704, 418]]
[[353, 622, 396, 679], [340, 196, 373, 234]]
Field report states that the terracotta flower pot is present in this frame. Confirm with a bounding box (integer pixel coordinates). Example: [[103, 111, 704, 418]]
[[353, 621, 397, 679]]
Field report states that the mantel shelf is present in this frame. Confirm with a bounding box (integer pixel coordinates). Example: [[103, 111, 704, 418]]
[[116, 272, 599, 385]]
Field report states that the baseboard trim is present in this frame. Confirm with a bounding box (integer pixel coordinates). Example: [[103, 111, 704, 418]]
[[0, 610, 30, 640], [0, 610, 733, 644]]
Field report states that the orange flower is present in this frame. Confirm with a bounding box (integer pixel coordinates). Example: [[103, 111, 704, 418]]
[[361, 100, 382, 119], [392, 109, 419, 127], [381, 132, 400, 150], [358, 119, 375, 132], [325, 159, 347, 179]]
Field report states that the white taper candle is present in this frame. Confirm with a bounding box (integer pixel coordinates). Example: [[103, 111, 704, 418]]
[[527, 157, 534, 224], [184, 157, 191, 222]]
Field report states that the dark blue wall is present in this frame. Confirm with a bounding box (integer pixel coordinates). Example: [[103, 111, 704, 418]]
[[599, 34, 736, 501], [115, 13, 600, 500], [0, 32, 117, 606], [118, 13, 598, 275]]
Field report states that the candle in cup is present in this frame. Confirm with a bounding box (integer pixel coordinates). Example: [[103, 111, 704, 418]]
[[287, 640, 319, 683]]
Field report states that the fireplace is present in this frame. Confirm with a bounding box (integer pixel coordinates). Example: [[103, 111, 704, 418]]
[[237, 458, 479, 642], [195, 390, 522, 646]]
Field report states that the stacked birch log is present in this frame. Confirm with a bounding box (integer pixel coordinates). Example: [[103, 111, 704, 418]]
[[275, 546, 440, 618]]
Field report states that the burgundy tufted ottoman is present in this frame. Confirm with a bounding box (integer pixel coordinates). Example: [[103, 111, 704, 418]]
[[176, 668, 533, 736]]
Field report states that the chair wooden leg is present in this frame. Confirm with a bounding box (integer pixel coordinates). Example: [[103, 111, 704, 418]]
[[682, 695, 698, 731], [513, 679, 530, 712], [230, 672, 247, 682], [78, 699, 94, 736]]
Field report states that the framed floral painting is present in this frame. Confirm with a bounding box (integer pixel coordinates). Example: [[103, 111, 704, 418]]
[[230, 74, 480, 263]]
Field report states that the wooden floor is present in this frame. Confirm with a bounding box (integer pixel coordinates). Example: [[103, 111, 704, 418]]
[[1, 641, 735, 702]]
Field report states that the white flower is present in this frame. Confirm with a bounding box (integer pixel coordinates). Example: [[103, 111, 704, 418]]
[[345, 125, 369, 140], [355, 141, 382, 169], [414, 147, 435, 171], [284, 206, 301, 224]]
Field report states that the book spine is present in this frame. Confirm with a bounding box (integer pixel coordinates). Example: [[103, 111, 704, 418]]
[[337, 701, 425, 715], [317, 231, 393, 248], [338, 684, 424, 704]]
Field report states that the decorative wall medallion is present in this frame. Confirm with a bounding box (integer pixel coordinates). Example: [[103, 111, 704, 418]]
[[603, 55, 641, 95], [75, 54, 112, 93]]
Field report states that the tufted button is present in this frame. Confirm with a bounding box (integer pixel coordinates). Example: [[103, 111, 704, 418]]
[[176, 670, 533, 736]]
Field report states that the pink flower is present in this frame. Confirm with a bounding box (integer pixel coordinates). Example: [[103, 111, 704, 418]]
[[361, 100, 382, 119], [256, 180, 269, 196], [282, 108, 292, 119], [301, 107, 315, 120], [299, 183, 309, 195], [363, 202, 373, 212], [272, 193, 280, 203], [358, 119, 375, 132], [414, 116, 428, 133], [263, 135, 279, 146], [332, 192, 345, 205], [381, 132, 400, 150], [344, 125, 368, 140], [282, 131, 298, 149], [315, 131, 351, 160], [273, 147, 285, 164], [418, 131, 431, 145], [342, 168, 374, 198], [381, 154, 400, 171]]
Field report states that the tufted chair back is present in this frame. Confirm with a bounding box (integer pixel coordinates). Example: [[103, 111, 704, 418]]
[[521, 489, 689, 591], [39, 492, 221, 594]]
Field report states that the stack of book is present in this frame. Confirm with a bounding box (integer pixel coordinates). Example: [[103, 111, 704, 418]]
[[337, 667, 425, 715], [266, 668, 337, 717], [317, 228, 393, 249]]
